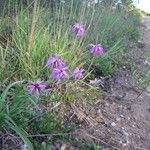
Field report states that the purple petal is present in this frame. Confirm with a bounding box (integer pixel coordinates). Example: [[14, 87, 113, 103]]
[[27, 85, 35, 89], [71, 23, 85, 36], [38, 84, 46, 88]]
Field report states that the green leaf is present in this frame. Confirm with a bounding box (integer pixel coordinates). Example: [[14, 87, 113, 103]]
[[0, 80, 24, 111], [5, 115, 34, 150]]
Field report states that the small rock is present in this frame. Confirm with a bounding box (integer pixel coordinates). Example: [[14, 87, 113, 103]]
[[111, 122, 116, 127], [124, 106, 127, 109], [120, 115, 124, 118], [123, 143, 127, 146], [61, 143, 67, 150], [119, 105, 123, 108], [98, 109, 101, 113], [116, 117, 121, 121]]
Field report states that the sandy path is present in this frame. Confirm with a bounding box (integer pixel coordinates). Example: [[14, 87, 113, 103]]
[[106, 17, 150, 150]]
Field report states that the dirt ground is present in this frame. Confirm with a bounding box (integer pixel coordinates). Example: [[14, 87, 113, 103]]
[[51, 17, 150, 150], [94, 17, 150, 150]]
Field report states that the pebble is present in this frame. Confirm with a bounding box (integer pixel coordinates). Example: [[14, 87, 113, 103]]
[[119, 105, 123, 108], [116, 117, 121, 121], [111, 122, 116, 127], [124, 106, 127, 109], [120, 115, 124, 118], [98, 109, 101, 113]]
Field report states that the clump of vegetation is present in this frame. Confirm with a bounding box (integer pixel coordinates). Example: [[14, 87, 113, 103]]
[[0, 0, 141, 149]]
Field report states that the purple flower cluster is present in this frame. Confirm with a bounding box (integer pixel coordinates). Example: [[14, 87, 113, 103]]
[[71, 23, 85, 37], [47, 55, 84, 81], [27, 23, 105, 96], [51, 67, 68, 81], [47, 55, 65, 68], [27, 56, 85, 95], [89, 44, 104, 56], [47, 55, 68, 81]]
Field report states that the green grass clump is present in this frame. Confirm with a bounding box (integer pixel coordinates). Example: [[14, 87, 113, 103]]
[[0, 0, 141, 80]]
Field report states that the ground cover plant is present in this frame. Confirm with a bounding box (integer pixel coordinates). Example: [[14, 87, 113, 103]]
[[0, 0, 141, 149]]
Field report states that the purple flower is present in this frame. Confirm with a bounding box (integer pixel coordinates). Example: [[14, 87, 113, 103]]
[[47, 55, 65, 68], [89, 44, 104, 56], [72, 67, 84, 80], [71, 23, 85, 36], [51, 67, 68, 81], [27, 80, 46, 95]]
